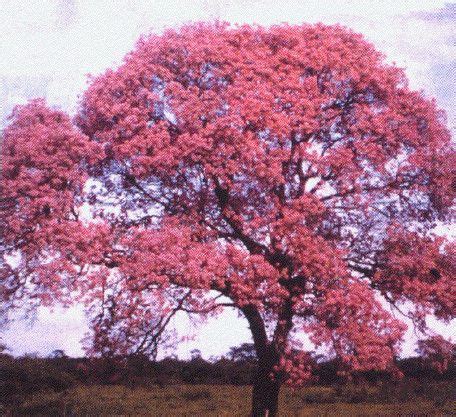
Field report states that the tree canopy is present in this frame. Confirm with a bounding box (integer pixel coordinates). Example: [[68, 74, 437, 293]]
[[1, 22, 454, 416]]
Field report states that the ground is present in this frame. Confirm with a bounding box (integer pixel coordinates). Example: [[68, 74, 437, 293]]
[[6, 384, 456, 416]]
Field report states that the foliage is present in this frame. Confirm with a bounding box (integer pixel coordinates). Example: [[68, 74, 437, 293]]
[[0, 354, 75, 406], [1, 350, 455, 415], [0, 350, 454, 397], [416, 335, 455, 373], [228, 343, 257, 362]]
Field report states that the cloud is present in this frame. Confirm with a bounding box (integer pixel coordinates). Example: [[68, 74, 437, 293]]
[[411, 2, 456, 21], [406, 3, 456, 132], [2, 305, 88, 357], [0, 75, 52, 124]]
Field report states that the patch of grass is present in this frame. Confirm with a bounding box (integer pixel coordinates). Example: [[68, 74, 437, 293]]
[[181, 389, 212, 401], [293, 401, 456, 417], [4, 383, 456, 416]]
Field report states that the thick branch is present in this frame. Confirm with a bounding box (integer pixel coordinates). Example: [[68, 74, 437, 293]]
[[241, 305, 269, 357]]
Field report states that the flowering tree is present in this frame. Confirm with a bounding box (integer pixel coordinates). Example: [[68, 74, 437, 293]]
[[1, 23, 455, 416]]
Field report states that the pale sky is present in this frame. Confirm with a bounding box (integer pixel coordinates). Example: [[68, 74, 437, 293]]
[[1, 0, 455, 359]]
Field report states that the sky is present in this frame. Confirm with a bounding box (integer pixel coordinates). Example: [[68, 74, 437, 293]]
[[0, 0, 455, 359]]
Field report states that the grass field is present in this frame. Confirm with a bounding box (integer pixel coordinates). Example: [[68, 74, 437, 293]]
[[6, 384, 456, 416]]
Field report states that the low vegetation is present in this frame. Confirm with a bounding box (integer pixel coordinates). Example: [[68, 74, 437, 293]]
[[4, 383, 456, 416], [1, 350, 455, 415]]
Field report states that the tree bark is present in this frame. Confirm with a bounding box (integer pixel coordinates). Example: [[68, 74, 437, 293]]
[[251, 357, 281, 417], [241, 305, 281, 417]]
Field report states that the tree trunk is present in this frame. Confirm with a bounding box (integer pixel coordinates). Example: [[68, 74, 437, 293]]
[[241, 305, 282, 417], [251, 365, 280, 417]]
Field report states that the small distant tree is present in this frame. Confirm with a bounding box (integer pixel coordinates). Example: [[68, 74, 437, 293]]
[[1, 22, 454, 416], [228, 343, 257, 362], [190, 349, 202, 360], [49, 349, 68, 359]]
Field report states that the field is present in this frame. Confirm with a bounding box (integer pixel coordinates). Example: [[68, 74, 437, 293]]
[[7, 383, 456, 416]]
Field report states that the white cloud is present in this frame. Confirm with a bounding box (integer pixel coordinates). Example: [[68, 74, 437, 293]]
[[2, 305, 87, 357]]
